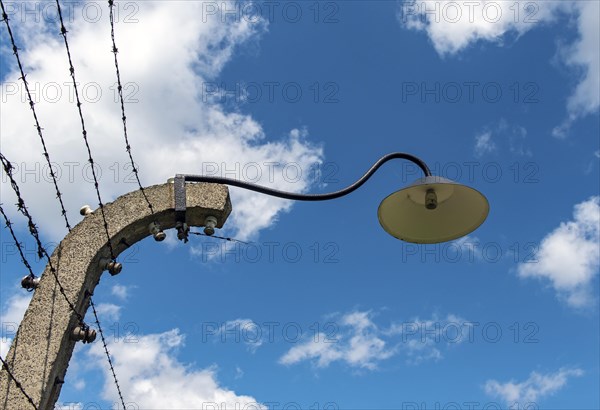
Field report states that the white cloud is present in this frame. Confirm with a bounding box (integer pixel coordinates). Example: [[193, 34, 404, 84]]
[[72, 379, 85, 391], [485, 368, 583, 405], [87, 328, 263, 409], [55, 403, 83, 410], [518, 196, 600, 308], [234, 366, 244, 380], [340, 311, 395, 369], [553, 1, 600, 137], [279, 335, 345, 368], [0, 292, 31, 328], [92, 302, 121, 322], [473, 120, 531, 158], [279, 311, 469, 369], [0, 1, 323, 244], [398, 1, 599, 136], [386, 313, 472, 364], [496, 118, 531, 157], [219, 318, 263, 353], [474, 131, 495, 157], [110, 284, 129, 301], [398, 1, 562, 56], [279, 311, 393, 370], [0, 293, 32, 357]]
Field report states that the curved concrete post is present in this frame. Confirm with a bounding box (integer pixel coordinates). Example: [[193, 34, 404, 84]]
[[1, 182, 232, 409]]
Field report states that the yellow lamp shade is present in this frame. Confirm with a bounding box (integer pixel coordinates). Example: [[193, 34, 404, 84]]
[[378, 176, 489, 244]]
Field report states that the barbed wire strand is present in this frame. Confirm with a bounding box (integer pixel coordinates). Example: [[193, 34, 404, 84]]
[[0, 204, 36, 278], [90, 299, 126, 408], [107, 0, 154, 215], [0, 0, 72, 232], [54, 0, 115, 261], [189, 231, 252, 245], [0, 355, 38, 410]]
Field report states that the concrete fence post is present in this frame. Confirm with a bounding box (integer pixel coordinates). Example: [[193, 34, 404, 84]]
[[1, 182, 232, 409]]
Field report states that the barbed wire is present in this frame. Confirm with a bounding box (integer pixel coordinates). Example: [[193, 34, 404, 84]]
[[189, 231, 252, 245], [54, 0, 116, 261], [90, 298, 126, 409], [0, 355, 38, 410], [0, 187, 39, 404], [0, 204, 36, 280], [108, 0, 155, 215], [0, 0, 72, 232]]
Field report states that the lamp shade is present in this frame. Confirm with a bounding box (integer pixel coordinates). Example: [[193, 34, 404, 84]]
[[378, 176, 489, 244]]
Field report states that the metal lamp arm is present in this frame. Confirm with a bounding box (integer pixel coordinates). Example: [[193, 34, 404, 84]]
[[180, 152, 432, 201]]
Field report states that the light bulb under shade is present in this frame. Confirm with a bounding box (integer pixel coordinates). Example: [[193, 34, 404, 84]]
[[378, 176, 489, 244]]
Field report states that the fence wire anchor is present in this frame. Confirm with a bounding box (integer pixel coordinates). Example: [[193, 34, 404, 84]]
[[79, 205, 93, 216], [20, 274, 40, 291], [149, 221, 166, 242], [99, 258, 122, 276], [70, 325, 96, 344], [203, 215, 218, 236]]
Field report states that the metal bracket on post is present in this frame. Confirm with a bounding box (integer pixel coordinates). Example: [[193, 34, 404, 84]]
[[174, 174, 186, 224], [174, 174, 190, 242]]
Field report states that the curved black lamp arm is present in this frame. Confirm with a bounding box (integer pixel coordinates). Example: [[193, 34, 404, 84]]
[[180, 152, 431, 201]]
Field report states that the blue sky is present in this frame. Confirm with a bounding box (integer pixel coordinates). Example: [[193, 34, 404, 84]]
[[1, 1, 599, 409]]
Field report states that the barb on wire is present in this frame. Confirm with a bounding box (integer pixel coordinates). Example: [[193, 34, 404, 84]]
[[107, 0, 154, 215], [0, 0, 72, 231], [54, 0, 116, 261], [90, 299, 126, 409], [189, 231, 252, 245], [0, 355, 38, 410]]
